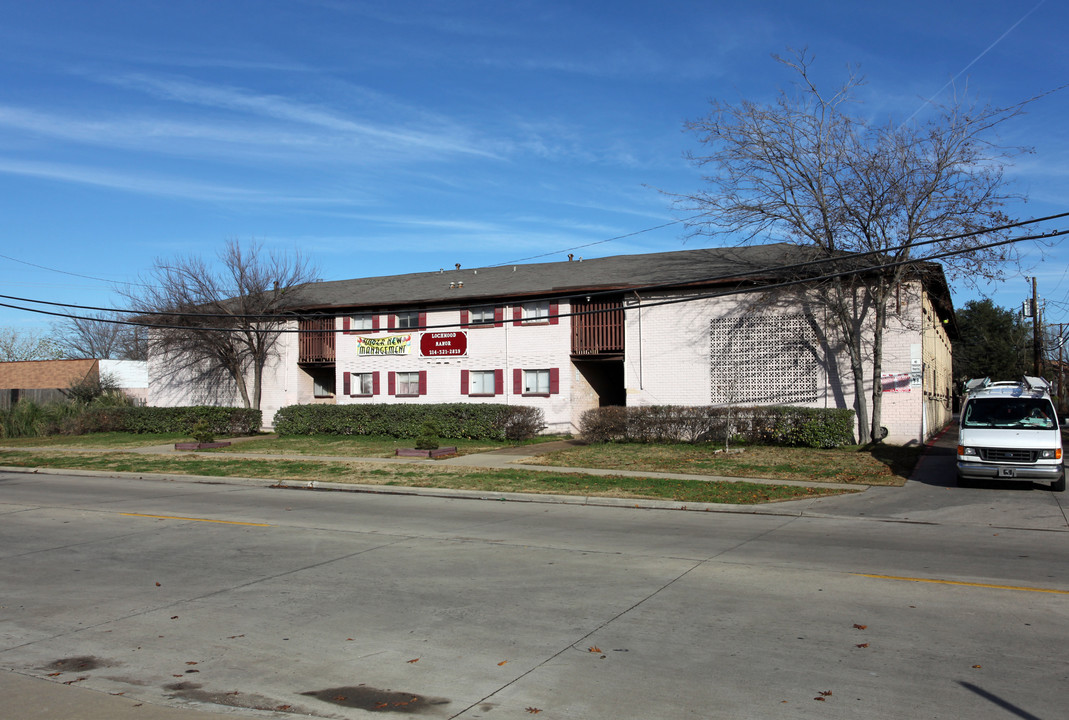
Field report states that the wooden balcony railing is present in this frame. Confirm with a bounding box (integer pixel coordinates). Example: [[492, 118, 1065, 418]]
[[299, 317, 336, 363], [571, 300, 624, 355]]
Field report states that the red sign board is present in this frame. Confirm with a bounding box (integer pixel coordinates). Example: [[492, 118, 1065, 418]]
[[420, 331, 468, 357]]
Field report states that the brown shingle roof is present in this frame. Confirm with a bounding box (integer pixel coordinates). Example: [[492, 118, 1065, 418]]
[[281, 243, 823, 312], [0, 359, 99, 389]]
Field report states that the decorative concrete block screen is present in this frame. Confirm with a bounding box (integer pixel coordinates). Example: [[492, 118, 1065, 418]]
[[709, 315, 818, 404]]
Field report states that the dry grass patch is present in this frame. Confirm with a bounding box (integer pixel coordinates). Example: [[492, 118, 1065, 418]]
[[0, 450, 855, 505], [0, 432, 191, 450], [210, 434, 508, 458], [525, 442, 921, 486]]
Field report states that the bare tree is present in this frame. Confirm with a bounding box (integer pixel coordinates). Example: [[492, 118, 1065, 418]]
[[52, 313, 148, 361], [0, 326, 64, 361], [124, 239, 317, 410], [677, 49, 1030, 442]]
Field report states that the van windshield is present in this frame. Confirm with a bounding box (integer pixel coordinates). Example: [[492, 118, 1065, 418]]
[[962, 398, 1057, 430]]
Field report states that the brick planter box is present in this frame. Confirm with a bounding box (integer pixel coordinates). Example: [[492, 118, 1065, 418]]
[[174, 442, 232, 450], [395, 447, 458, 459]]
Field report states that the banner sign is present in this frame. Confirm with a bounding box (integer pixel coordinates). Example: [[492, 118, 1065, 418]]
[[356, 334, 412, 356], [420, 331, 468, 357], [881, 372, 911, 392]]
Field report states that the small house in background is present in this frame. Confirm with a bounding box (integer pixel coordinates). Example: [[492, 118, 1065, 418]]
[[0, 358, 98, 408], [100, 359, 149, 405], [0, 358, 148, 408]]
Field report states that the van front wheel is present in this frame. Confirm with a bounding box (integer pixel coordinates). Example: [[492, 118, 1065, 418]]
[[1052, 473, 1066, 492]]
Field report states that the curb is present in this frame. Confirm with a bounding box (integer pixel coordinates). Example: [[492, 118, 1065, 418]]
[[0, 464, 847, 516]]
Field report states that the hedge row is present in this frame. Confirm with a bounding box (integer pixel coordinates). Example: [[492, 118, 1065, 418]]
[[0, 403, 261, 438], [580, 405, 856, 448], [272, 403, 545, 441], [111, 406, 262, 435]]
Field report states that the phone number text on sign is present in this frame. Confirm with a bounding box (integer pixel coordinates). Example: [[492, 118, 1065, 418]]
[[420, 331, 468, 357]]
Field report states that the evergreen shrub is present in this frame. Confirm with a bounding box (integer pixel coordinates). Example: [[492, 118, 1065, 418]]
[[272, 403, 545, 441], [579, 405, 856, 448], [0, 402, 260, 439]]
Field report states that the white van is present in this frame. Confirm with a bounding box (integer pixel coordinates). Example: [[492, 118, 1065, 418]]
[[957, 376, 1064, 491]]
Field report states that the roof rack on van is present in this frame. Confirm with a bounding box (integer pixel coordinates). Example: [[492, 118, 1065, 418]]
[[1023, 375, 1051, 391]]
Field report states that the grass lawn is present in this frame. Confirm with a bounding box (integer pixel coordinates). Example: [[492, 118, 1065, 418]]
[[0, 447, 857, 505], [525, 442, 922, 486], [0, 432, 192, 449], [208, 434, 545, 458]]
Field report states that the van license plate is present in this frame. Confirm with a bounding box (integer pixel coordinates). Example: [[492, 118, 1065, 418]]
[[999, 468, 1015, 477]]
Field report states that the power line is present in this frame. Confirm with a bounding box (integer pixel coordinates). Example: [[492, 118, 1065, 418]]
[[487, 214, 707, 266], [6, 209, 1066, 324], [6, 225, 1067, 335], [0, 252, 150, 289]]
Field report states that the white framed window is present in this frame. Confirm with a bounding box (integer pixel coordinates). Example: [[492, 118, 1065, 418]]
[[395, 311, 420, 329], [470, 306, 496, 326], [522, 301, 550, 323], [351, 314, 375, 331], [524, 369, 551, 394], [470, 370, 497, 395], [396, 371, 421, 396], [353, 372, 375, 395]]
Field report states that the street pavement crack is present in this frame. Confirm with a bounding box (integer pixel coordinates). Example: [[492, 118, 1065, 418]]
[[448, 516, 799, 718]]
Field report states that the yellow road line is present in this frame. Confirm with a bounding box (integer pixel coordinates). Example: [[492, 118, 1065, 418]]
[[121, 512, 270, 527], [856, 573, 1069, 595]]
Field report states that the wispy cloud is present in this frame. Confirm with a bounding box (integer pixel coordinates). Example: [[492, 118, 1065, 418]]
[[95, 73, 502, 160], [0, 157, 368, 206]]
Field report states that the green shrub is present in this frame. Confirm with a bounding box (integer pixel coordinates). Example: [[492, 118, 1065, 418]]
[[272, 403, 545, 441], [191, 419, 216, 444], [111, 406, 261, 436], [0, 402, 260, 439], [414, 420, 441, 450], [579, 405, 855, 448]]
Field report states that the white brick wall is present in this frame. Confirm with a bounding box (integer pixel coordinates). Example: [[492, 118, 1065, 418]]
[[149, 280, 949, 443], [334, 304, 575, 434], [621, 284, 936, 444]]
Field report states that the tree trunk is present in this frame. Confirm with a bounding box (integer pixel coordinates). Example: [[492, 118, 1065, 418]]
[[869, 299, 888, 443], [848, 338, 872, 444]]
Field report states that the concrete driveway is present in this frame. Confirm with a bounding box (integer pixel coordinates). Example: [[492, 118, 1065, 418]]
[[801, 421, 1069, 530]]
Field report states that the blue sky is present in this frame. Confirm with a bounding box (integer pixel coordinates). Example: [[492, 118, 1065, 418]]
[[1, 0, 1067, 333]]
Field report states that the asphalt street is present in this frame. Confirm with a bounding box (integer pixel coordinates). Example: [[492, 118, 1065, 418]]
[[0, 426, 1066, 719]]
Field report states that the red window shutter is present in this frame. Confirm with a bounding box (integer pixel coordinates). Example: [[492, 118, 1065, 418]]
[[460, 310, 469, 328], [388, 371, 396, 396], [494, 307, 503, 327], [418, 312, 427, 330], [387, 314, 396, 330], [513, 306, 522, 326], [372, 372, 380, 395], [494, 369, 504, 396], [513, 368, 522, 395], [549, 368, 560, 394], [549, 302, 559, 325], [419, 370, 427, 396], [343, 371, 351, 396], [461, 369, 469, 395], [371, 315, 380, 331], [342, 316, 351, 334]]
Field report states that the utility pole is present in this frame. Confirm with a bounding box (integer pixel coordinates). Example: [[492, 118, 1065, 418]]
[[1031, 276, 1041, 377]]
